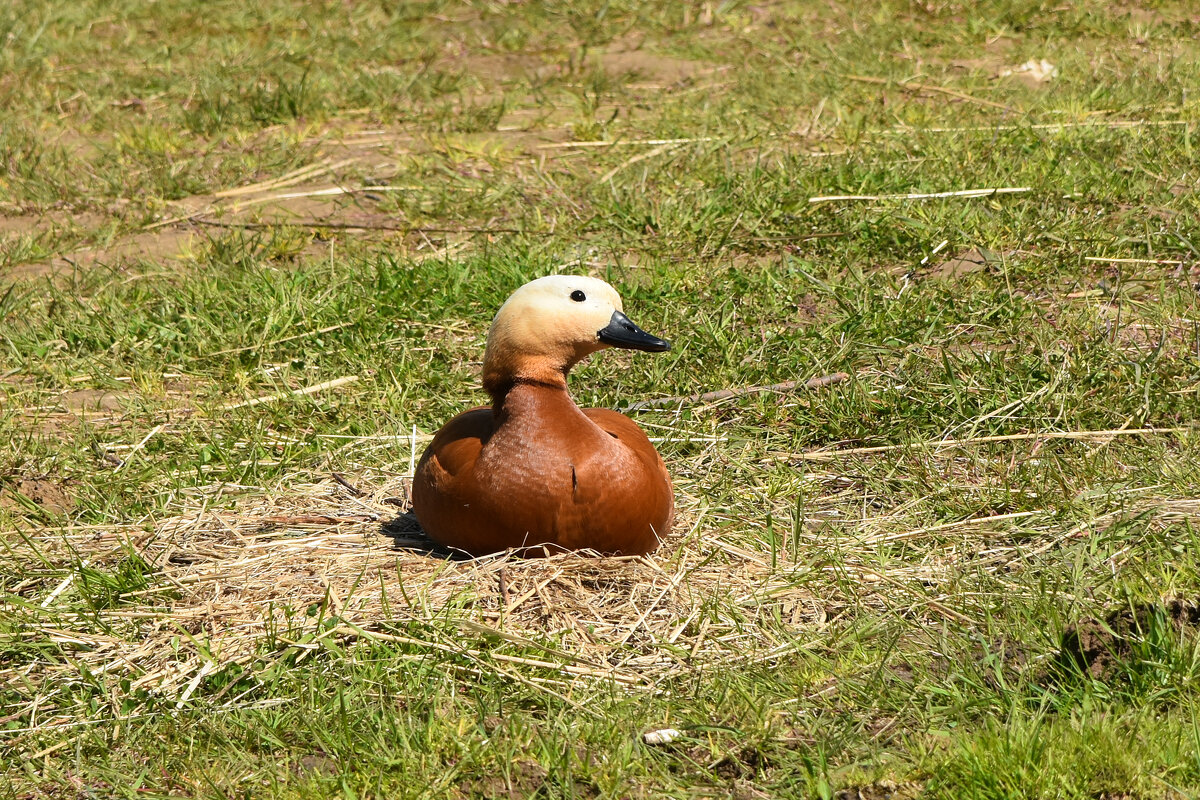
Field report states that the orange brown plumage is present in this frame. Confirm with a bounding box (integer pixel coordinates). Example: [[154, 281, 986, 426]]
[[412, 275, 673, 557]]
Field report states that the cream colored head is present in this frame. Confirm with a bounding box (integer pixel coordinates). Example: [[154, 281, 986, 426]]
[[481, 275, 669, 396]]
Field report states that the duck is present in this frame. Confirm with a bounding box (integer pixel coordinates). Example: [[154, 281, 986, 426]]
[[412, 275, 674, 557]]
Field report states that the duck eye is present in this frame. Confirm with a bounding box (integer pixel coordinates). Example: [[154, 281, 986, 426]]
[[570, 290, 586, 302]]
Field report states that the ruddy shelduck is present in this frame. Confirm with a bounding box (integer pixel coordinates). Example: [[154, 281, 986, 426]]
[[412, 275, 673, 556]]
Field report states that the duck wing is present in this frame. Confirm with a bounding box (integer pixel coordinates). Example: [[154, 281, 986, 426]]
[[412, 408, 496, 552], [417, 407, 493, 481]]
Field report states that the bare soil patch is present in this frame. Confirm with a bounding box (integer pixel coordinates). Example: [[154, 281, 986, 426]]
[[3, 133, 413, 280], [597, 35, 718, 85], [0, 209, 110, 236], [924, 247, 1009, 281], [449, 38, 718, 88], [4, 118, 594, 282], [1058, 599, 1200, 678], [454, 52, 556, 83], [456, 759, 549, 800], [835, 781, 923, 800], [61, 388, 130, 415], [597, 50, 711, 84], [1, 478, 75, 514], [7, 228, 199, 281]]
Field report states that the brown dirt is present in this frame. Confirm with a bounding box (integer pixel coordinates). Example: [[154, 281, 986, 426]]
[[1058, 599, 1200, 678], [924, 247, 1010, 281], [4, 116, 597, 282], [450, 35, 718, 88], [61, 388, 130, 415], [293, 753, 339, 776], [710, 744, 773, 780], [597, 50, 712, 84], [2, 130, 411, 280], [69, 228, 199, 268], [22, 413, 83, 439], [455, 759, 549, 800], [1, 478, 75, 514], [0, 209, 110, 236], [836, 781, 923, 800], [943, 34, 1017, 76], [8, 228, 200, 281], [731, 780, 773, 800], [453, 53, 556, 83]]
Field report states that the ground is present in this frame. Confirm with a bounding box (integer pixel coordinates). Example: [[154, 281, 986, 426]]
[[2, 1, 1200, 797]]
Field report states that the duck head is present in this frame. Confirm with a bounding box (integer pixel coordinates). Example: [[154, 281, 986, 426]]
[[482, 275, 670, 396]]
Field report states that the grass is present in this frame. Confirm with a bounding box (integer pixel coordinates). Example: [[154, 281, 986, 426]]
[[3, 0, 1200, 796]]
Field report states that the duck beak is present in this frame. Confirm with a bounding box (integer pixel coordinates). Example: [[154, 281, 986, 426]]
[[597, 310, 671, 352]]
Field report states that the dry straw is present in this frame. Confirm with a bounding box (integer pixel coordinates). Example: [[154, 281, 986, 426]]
[[5, 469, 1199, 737]]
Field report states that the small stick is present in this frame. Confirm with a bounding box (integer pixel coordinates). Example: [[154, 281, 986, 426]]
[[898, 119, 1193, 135], [40, 559, 90, 608], [115, 424, 166, 472], [809, 187, 1030, 203], [212, 157, 359, 198], [538, 136, 716, 150], [331, 473, 366, 497], [176, 660, 218, 708], [798, 426, 1191, 460], [597, 142, 680, 184], [863, 510, 1041, 546], [498, 568, 510, 607], [254, 514, 374, 525], [191, 218, 523, 235], [409, 425, 418, 478], [217, 375, 358, 412], [1084, 256, 1186, 266], [232, 185, 422, 208], [748, 232, 846, 242], [623, 372, 849, 412], [256, 515, 374, 527], [28, 732, 89, 760], [845, 74, 1011, 110], [205, 322, 355, 357]]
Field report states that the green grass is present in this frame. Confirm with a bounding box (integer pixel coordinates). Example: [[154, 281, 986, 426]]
[[3, 0, 1200, 797]]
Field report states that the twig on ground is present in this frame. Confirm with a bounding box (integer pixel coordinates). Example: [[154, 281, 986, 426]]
[[863, 510, 1042, 545], [623, 372, 849, 412], [216, 376, 359, 412], [331, 473, 366, 497], [845, 74, 1012, 110], [257, 514, 375, 525], [40, 559, 90, 608], [204, 322, 355, 358], [498, 568, 510, 607], [233, 185, 422, 208], [538, 136, 717, 149], [809, 187, 1030, 203], [748, 232, 846, 242], [1084, 256, 1186, 266], [213, 158, 360, 199], [597, 142, 681, 183], [799, 426, 1192, 460], [142, 159, 371, 231], [900, 119, 1194, 135], [115, 424, 166, 472], [191, 218, 523, 235]]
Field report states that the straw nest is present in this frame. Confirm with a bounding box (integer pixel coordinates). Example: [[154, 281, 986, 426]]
[[8, 472, 1200, 709], [7, 475, 821, 701]]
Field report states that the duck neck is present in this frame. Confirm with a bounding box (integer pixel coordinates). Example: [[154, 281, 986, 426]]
[[482, 342, 578, 409], [486, 369, 574, 417]]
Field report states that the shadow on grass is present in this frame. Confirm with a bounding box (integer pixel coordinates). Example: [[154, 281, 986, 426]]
[[379, 509, 477, 560]]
